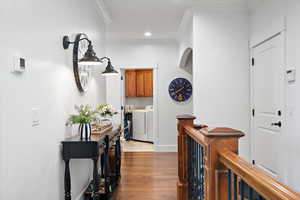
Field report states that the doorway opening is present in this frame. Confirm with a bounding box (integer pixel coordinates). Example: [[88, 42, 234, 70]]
[[106, 66, 158, 152]]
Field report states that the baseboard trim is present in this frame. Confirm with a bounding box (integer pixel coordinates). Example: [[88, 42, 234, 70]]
[[155, 145, 177, 152]]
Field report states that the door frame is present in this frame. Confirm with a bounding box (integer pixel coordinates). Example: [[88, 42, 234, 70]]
[[120, 65, 159, 150], [250, 31, 287, 181]]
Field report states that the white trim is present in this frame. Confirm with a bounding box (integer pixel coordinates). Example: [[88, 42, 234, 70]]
[[94, 0, 112, 25], [155, 145, 177, 152], [120, 65, 158, 70], [120, 65, 160, 152]]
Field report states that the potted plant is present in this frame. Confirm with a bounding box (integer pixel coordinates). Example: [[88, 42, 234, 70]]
[[96, 104, 118, 125], [66, 105, 97, 140]]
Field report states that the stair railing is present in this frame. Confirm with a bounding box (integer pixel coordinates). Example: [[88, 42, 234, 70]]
[[177, 114, 300, 200]]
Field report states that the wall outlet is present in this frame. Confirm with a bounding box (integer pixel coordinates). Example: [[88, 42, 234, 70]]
[[32, 108, 40, 127]]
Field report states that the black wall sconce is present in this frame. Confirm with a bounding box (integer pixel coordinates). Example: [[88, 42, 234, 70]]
[[99, 57, 118, 76], [62, 33, 118, 92]]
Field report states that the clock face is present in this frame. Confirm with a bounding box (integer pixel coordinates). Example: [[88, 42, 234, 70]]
[[73, 33, 91, 92], [168, 78, 192, 102]]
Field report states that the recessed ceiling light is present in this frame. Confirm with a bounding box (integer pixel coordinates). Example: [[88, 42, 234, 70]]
[[144, 32, 152, 37]]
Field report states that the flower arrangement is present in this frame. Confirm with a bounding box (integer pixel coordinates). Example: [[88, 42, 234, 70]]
[[96, 104, 118, 118], [66, 105, 97, 125]]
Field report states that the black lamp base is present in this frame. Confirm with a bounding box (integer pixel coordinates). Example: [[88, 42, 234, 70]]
[[63, 36, 70, 49]]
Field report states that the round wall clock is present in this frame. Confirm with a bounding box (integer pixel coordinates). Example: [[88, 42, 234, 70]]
[[73, 33, 92, 92], [168, 78, 193, 102]]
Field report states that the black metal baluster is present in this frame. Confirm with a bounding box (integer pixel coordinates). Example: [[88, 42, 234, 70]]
[[228, 169, 232, 200], [248, 186, 253, 200], [192, 139, 196, 199], [197, 143, 200, 200], [240, 180, 244, 200], [198, 144, 201, 199], [195, 142, 198, 200], [200, 145, 204, 199], [233, 174, 237, 200], [188, 136, 192, 200]]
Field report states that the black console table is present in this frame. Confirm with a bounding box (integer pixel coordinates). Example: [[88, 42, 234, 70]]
[[62, 125, 122, 200]]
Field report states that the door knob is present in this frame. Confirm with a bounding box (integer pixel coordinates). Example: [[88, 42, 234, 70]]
[[271, 121, 281, 127]]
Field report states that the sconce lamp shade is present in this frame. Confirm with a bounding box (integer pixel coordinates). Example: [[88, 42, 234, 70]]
[[78, 44, 102, 66], [101, 60, 118, 76]]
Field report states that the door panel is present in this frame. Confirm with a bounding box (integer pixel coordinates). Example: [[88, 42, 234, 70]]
[[144, 70, 153, 97], [132, 111, 146, 141], [136, 70, 145, 97], [125, 70, 136, 97], [253, 34, 284, 179], [106, 73, 122, 125]]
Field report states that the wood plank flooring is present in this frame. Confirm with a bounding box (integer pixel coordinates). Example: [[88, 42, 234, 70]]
[[112, 152, 177, 200]]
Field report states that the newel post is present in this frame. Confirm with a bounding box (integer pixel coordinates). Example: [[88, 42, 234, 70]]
[[201, 128, 245, 200], [177, 114, 196, 200]]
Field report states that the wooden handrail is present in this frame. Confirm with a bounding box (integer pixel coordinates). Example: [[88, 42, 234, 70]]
[[177, 114, 300, 200], [183, 125, 206, 147], [219, 150, 300, 200]]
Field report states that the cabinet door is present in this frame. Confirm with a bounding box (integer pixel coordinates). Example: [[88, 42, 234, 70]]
[[125, 70, 136, 97], [144, 70, 153, 97], [136, 70, 145, 97]]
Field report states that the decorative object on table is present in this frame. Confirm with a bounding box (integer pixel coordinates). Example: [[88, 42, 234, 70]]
[[66, 105, 97, 140], [168, 77, 193, 102], [62, 33, 119, 93], [96, 104, 118, 126]]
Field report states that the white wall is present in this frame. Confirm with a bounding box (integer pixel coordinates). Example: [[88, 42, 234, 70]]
[[249, 0, 286, 47], [106, 39, 193, 151], [125, 97, 153, 107], [192, 9, 250, 160], [0, 0, 106, 199], [178, 11, 194, 64], [250, 0, 300, 192]]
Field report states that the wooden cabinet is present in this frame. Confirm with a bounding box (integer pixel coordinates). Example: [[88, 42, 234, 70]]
[[125, 70, 137, 97], [143, 70, 153, 97], [125, 69, 153, 97], [136, 70, 145, 97]]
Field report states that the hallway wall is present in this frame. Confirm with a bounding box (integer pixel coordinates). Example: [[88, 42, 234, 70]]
[[106, 39, 193, 152], [192, 9, 250, 160], [0, 0, 107, 199], [250, 0, 300, 192]]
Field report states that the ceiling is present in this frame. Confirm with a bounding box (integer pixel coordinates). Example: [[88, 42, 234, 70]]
[[103, 0, 262, 40]]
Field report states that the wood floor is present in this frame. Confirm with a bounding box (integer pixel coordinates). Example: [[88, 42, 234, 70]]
[[123, 140, 155, 152], [112, 152, 177, 200]]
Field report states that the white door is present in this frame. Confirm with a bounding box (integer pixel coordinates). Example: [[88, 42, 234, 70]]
[[105, 73, 122, 125], [252, 33, 285, 179], [146, 110, 153, 142], [132, 110, 147, 141]]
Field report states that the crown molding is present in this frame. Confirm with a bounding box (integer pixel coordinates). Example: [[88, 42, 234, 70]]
[[94, 0, 112, 25]]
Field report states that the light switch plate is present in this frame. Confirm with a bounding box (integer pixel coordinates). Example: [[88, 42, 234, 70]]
[[12, 56, 26, 73], [32, 108, 40, 127], [286, 69, 296, 83]]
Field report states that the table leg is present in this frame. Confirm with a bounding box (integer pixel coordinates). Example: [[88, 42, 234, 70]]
[[64, 159, 71, 200], [93, 157, 99, 200]]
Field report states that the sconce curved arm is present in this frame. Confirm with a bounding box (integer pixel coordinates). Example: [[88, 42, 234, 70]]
[[99, 57, 111, 63], [63, 35, 92, 50]]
